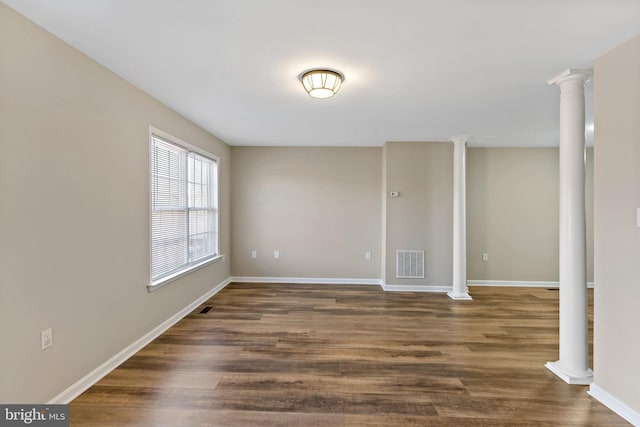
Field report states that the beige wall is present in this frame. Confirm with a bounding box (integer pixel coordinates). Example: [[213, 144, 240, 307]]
[[230, 147, 381, 279], [0, 3, 230, 403], [232, 143, 588, 288], [384, 142, 453, 287], [593, 34, 640, 414], [467, 147, 594, 282]]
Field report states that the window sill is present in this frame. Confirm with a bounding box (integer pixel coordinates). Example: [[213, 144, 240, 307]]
[[147, 254, 225, 292]]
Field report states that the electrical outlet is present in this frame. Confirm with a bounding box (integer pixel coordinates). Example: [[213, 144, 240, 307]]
[[251, 250, 257, 258], [365, 251, 372, 261], [41, 328, 53, 350], [274, 250, 279, 259], [482, 253, 489, 262]]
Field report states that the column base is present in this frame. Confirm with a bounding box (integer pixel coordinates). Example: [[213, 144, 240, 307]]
[[447, 291, 472, 300], [545, 361, 593, 385]]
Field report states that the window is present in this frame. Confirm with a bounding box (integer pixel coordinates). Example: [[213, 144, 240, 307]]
[[150, 130, 219, 287]]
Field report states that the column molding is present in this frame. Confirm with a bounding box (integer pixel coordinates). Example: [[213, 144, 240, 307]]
[[545, 68, 593, 385], [448, 136, 472, 300]]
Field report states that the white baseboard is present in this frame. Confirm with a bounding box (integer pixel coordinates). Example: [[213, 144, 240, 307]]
[[468, 280, 595, 289], [231, 277, 452, 293], [589, 383, 640, 426], [47, 277, 233, 404], [382, 283, 451, 293], [231, 277, 597, 293], [231, 276, 382, 286]]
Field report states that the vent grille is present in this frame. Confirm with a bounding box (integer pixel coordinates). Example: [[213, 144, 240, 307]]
[[396, 250, 425, 279]]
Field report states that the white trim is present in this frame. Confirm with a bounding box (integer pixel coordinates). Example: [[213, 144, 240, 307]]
[[233, 278, 597, 293], [231, 277, 452, 293], [48, 277, 233, 404], [231, 276, 382, 286], [148, 254, 225, 291], [148, 126, 221, 290], [589, 383, 640, 426], [468, 280, 595, 289], [149, 126, 219, 160], [381, 283, 451, 293]]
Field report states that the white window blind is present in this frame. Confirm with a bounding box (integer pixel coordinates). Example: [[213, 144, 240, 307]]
[[150, 133, 218, 285]]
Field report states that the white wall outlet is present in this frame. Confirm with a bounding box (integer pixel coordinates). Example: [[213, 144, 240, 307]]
[[365, 251, 372, 261], [389, 191, 400, 198], [273, 250, 279, 259], [41, 328, 53, 350], [482, 253, 489, 262], [251, 250, 257, 258]]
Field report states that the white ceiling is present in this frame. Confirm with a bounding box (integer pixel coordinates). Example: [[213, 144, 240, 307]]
[[3, 0, 639, 147]]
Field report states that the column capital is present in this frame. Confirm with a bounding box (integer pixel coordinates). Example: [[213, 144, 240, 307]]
[[450, 135, 470, 146], [548, 68, 592, 87]]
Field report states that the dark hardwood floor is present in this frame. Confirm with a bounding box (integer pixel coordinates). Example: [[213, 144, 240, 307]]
[[70, 284, 627, 426]]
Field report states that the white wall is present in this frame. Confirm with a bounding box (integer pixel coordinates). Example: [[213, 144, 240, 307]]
[[0, 3, 230, 403]]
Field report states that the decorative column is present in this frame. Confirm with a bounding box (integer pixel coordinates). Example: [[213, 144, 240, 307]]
[[448, 136, 472, 300], [545, 68, 593, 385]]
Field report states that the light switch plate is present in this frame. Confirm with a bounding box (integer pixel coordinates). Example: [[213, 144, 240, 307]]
[[41, 328, 53, 350]]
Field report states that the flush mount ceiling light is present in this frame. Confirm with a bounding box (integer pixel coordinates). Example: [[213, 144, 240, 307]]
[[299, 69, 344, 99]]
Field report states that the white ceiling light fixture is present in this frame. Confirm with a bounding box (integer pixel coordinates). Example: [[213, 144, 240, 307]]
[[300, 69, 344, 99]]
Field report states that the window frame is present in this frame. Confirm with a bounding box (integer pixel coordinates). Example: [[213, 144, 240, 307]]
[[148, 126, 222, 291]]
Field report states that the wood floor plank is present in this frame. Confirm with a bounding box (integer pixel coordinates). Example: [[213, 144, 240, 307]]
[[95, 368, 223, 390], [70, 284, 628, 426], [70, 407, 345, 427]]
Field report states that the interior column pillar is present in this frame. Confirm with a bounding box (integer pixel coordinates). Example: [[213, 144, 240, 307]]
[[448, 136, 472, 300], [545, 68, 593, 385]]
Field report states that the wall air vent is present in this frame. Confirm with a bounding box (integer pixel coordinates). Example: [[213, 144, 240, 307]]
[[396, 250, 425, 279]]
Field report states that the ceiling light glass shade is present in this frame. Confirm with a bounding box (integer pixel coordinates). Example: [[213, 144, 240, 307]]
[[300, 69, 343, 98]]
